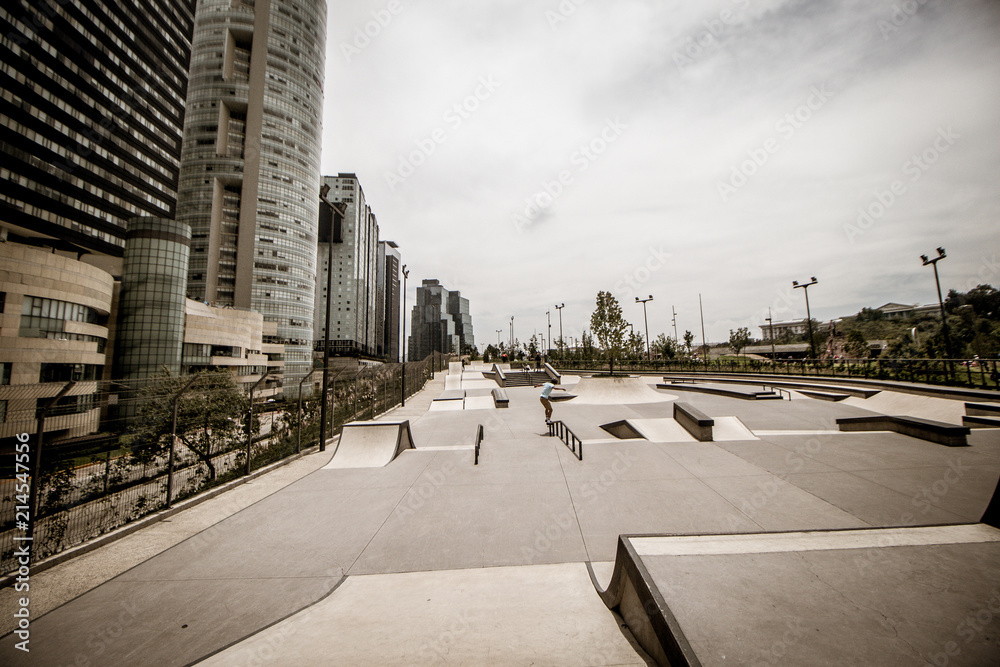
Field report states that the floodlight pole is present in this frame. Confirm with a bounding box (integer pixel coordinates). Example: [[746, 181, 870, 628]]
[[921, 248, 952, 377], [636, 295, 653, 360], [555, 303, 565, 358], [793, 277, 818, 359]]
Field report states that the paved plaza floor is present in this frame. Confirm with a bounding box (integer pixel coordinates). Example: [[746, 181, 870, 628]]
[[2, 365, 998, 665]]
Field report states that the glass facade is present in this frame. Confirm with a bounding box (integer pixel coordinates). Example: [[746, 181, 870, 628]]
[[114, 217, 190, 379], [179, 0, 326, 389], [0, 0, 196, 255]]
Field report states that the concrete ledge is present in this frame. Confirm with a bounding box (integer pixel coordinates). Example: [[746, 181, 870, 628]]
[[836, 415, 970, 446], [963, 415, 1000, 429], [796, 389, 850, 401], [657, 382, 781, 400], [673, 402, 714, 442], [491, 387, 509, 408], [966, 402, 1000, 417]]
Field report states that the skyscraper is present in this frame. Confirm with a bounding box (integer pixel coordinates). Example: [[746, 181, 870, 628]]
[[314, 173, 380, 357], [0, 1, 196, 260], [409, 279, 475, 361], [178, 0, 327, 388], [377, 240, 402, 361]]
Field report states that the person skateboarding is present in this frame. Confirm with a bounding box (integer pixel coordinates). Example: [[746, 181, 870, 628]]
[[534, 379, 566, 424]]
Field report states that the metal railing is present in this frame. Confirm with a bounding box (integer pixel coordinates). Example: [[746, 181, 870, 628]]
[[547, 420, 583, 460], [474, 424, 484, 465], [553, 357, 999, 390]]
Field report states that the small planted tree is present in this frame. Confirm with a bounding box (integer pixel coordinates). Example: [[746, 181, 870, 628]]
[[590, 291, 629, 375], [683, 330, 695, 357], [729, 326, 751, 359]]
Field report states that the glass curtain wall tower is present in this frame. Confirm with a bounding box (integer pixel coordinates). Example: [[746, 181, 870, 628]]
[[178, 0, 326, 390]]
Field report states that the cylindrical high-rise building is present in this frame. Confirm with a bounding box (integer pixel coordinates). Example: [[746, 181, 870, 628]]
[[177, 0, 326, 392], [114, 218, 191, 381]]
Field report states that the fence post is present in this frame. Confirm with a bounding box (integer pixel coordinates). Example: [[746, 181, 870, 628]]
[[27, 380, 76, 563]]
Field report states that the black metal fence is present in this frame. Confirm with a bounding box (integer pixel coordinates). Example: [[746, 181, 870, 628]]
[[552, 357, 999, 390], [0, 352, 452, 576]]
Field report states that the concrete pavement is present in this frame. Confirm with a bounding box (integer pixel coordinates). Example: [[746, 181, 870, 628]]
[[2, 369, 998, 665]]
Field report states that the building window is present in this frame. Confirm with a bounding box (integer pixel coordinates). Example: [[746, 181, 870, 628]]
[[0, 291, 5, 313], [0, 400, 6, 424], [0, 362, 10, 385]]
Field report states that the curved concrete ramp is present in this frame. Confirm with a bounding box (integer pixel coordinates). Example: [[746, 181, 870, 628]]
[[324, 420, 415, 469], [595, 526, 1000, 666], [568, 377, 677, 405]]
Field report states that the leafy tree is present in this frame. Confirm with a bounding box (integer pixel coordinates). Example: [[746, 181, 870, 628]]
[[122, 370, 249, 481], [728, 327, 751, 358], [683, 330, 694, 356], [845, 329, 869, 358], [652, 333, 677, 359], [590, 291, 629, 375]]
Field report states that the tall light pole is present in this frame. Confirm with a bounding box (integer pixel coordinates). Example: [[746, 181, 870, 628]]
[[792, 277, 818, 359], [496, 329, 502, 349], [318, 195, 345, 453], [921, 247, 953, 371], [555, 303, 565, 357], [636, 295, 653, 360], [509, 315, 514, 353], [671, 305, 678, 343], [766, 307, 776, 364], [400, 264, 409, 406], [546, 310, 552, 358], [698, 294, 708, 360]]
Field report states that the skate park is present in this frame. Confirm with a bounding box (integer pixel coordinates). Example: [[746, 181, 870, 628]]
[[2, 361, 999, 665]]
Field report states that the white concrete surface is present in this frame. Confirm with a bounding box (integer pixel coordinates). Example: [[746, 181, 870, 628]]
[[324, 421, 413, 469], [628, 418, 696, 443], [843, 390, 968, 424], [710, 416, 759, 441], [568, 377, 677, 405], [200, 563, 646, 667], [630, 524, 1000, 556]]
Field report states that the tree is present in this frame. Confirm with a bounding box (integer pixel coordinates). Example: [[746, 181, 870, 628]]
[[651, 333, 677, 359], [845, 329, 868, 358], [683, 330, 694, 356], [122, 370, 249, 482], [590, 291, 629, 375], [728, 327, 751, 358]]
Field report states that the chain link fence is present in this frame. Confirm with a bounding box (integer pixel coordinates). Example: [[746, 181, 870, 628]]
[[0, 352, 453, 575]]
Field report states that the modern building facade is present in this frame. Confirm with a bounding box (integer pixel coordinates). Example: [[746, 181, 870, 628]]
[[377, 240, 402, 361], [314, 174, 380, 358], [113, 218, 191, 380], [0, 0, 196, 262], [179, 0, 327, 389], [408, 279, 474, 360], [0, 243, 114, 441]]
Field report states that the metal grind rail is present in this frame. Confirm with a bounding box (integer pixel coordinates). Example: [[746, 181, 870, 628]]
[[547, 420, 583, 460], [474, 424, 484, 465]]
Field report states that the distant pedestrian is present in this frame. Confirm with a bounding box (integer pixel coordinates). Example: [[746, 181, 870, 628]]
[[534, 379, 566, 424], [535, 352, 542, 369]]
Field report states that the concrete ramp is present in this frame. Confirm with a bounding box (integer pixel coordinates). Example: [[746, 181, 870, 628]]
[[711, 416, 758, 441], [600, 418, 696, 443], [324, 420, 415, 469], [594, 525, 1000, 666], [568, 377, 677, 405], [448, 360, 464, 375]]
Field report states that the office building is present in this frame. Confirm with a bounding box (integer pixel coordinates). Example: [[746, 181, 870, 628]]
[[0, 0, 196, 264], [179, 0, 327, 389], [314, 174, 379, 358], [408, 279, 475, 360], [377, 240, 402, 361]]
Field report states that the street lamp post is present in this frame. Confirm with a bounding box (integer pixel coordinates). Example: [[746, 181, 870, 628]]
[[555, 303, 565, 357], [636, 295, 653, 360], [510, 316, 514, 354], [546, 310, 552, 359], [671, 305, 678, 343], [792, 277, 819, 359], [401, 265, 409, 406], [921, 247, 953, 376], [766, 307, 776, 365]]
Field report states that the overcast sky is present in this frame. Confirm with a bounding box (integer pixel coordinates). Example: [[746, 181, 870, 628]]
[[321, 0, 1000, 349]]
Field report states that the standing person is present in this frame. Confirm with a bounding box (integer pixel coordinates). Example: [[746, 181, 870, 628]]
[[535, 352, 542, 369], [534, 379, 566, 425]]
